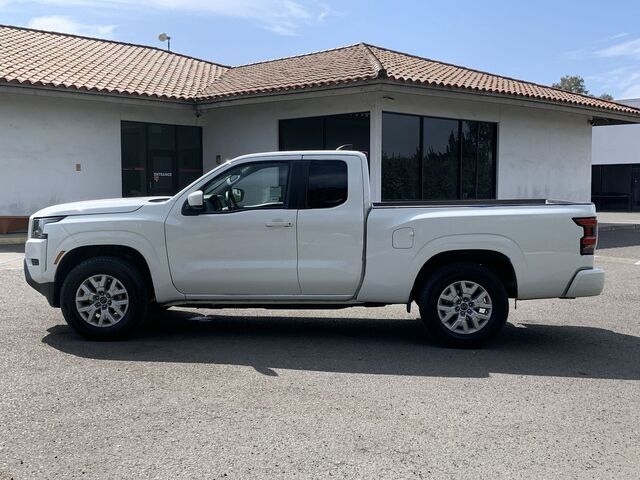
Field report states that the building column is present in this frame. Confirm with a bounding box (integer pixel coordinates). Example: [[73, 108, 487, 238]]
[[369, 95, 383, 202]]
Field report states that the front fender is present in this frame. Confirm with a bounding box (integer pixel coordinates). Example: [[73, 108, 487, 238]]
[[56, 228, 183, 303]]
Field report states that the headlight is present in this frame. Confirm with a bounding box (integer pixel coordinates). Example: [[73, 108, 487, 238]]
[[31, 216, 65, 239]]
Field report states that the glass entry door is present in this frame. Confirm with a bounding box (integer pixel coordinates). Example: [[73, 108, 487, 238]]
[[149, 152, 176, 196], [121, 121, 203, 197]]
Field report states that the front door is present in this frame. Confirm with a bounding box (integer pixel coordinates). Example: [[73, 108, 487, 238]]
[[121, 121, 203, 197], [149, 152, 175, 196], [165, 159, 300, 297]]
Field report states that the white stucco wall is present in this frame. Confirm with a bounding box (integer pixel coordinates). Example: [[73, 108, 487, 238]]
[[0, 86, 594, 218], [0, 91, 201, 216], [592, 123, 640, 165], [496, 105, 591, 200], [200, 91, 379, 169], [202, 90, 593, 202], [592, 98, 640, 166]]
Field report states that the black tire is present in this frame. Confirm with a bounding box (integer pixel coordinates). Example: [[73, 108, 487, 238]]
[[418, 263, 508, 348], [60, 256, 149, 340]]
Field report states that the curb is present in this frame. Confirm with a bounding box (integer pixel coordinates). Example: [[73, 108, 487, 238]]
[[599, 223, 640, 232], [0, 235, 27, 245]]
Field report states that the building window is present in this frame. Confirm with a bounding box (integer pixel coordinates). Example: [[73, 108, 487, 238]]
[[121, 121, 203, 197], [279, 112, 370, 157], [382, 112, 497, 201], [591, 164, 639, 212]]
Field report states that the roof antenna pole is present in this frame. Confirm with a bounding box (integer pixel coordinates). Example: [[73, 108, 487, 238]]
[[158, 33, 171, 52]]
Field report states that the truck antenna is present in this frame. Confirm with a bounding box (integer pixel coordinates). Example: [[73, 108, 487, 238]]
[[336, 144, 353, 150]]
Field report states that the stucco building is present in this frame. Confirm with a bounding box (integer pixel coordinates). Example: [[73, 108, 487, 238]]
[[592, 98, 640, 211], [2, 24, 640, 232]]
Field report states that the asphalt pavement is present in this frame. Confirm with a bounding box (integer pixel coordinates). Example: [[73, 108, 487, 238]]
[[0, 231, 638, 479]]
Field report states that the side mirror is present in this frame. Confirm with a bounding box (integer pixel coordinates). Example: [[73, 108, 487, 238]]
[[232, 188, 244, 203], [187, 190, 204, 209]]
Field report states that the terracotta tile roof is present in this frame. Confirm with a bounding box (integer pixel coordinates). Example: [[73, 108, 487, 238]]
[[1, 24, 639, 118], [199, 43, 640, 117], [0, 24, 228, 101], [199, 44, 380, 99], [366, 45, 640, 116]]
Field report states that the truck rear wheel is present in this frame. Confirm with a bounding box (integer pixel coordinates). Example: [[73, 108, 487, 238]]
[[418, 263, 508, 347], [60, 256, 149, 340]]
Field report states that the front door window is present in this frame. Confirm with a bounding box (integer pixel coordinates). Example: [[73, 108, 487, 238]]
[[202, 162, 290, 212]]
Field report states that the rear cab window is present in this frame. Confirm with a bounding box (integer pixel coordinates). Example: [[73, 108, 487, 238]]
[[307, 160, 348, 209]]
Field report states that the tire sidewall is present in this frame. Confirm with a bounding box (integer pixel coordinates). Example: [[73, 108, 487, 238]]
[[60, 257, 148, 339], [419, 263, 508, 347]]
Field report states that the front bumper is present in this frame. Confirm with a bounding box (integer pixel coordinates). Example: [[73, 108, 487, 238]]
[[24, 259, 56, 307], [562, 268, 605, 298]]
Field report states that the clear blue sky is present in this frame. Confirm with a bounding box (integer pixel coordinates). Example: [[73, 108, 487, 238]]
[[2, 0, 640, 98]]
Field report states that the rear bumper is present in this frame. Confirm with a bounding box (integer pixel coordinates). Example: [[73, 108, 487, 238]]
[[24, 259, 56, 307], [561, 268, 605, 298]]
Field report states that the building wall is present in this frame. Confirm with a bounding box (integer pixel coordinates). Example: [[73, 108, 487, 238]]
[[200, 91, 379, 168], [592, 123, 640, 165], [497, 104, 591, 201], [203, 90, 593, 202], [0, 91, 201, 216], [592, 98, 640, 166], [0, 87, 594, 219]]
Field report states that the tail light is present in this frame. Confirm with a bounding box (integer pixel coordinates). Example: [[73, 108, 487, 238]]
[[573, 217, 598, 255]]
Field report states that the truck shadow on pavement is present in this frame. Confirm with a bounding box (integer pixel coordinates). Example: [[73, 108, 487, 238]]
[[41, 310, 640, 380]]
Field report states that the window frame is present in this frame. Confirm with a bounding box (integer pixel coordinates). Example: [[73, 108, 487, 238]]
[[183, 160, 294, 216], [381, 111, 498, 201]]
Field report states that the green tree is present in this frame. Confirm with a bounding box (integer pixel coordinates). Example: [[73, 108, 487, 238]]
[[552, 75, 589, 94], [552, 75, 614, 101]]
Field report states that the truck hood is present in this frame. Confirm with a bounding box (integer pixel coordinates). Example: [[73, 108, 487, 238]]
[[33, 197, 171, 217]]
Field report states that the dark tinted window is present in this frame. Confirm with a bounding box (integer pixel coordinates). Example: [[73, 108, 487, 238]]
[[423, 117, 459, 200], [381, 113, 420, 200], [476, 122, 497, 199], [279, 112, 370, 159], [381, 112, 497, 201], [325, 113, 370, 154], [591, 165, 602, 196], [279, 117, 324, 150], [121, 122, 147, 197], [177, 126, 203, 189], [307, 160, 348, 209], [121, 121, 202, 197], [601, 164, 632, 195]]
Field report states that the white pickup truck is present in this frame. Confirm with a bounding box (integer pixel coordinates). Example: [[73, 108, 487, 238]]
[[24, 150, 604, 346]]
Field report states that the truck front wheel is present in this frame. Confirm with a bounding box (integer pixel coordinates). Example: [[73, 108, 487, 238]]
[[60, 256, 149, 340], [418, 263, 508, 347]]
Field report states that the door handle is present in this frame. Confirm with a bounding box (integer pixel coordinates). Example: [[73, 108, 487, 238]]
[[265, 221, 293, 228]]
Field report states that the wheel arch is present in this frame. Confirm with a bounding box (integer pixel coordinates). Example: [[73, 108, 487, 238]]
[[53, 245, 154, 308], [410, 249, 518, 302]]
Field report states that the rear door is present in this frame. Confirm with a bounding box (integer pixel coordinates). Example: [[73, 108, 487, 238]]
[[296, 155, 365, 296]]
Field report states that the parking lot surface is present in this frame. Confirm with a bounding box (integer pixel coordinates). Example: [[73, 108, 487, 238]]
[[0, 231, 639, 479]]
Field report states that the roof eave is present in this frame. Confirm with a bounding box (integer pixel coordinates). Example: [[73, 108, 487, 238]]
[[0, 80, 197, 106], [195, 79, 640, 123]]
